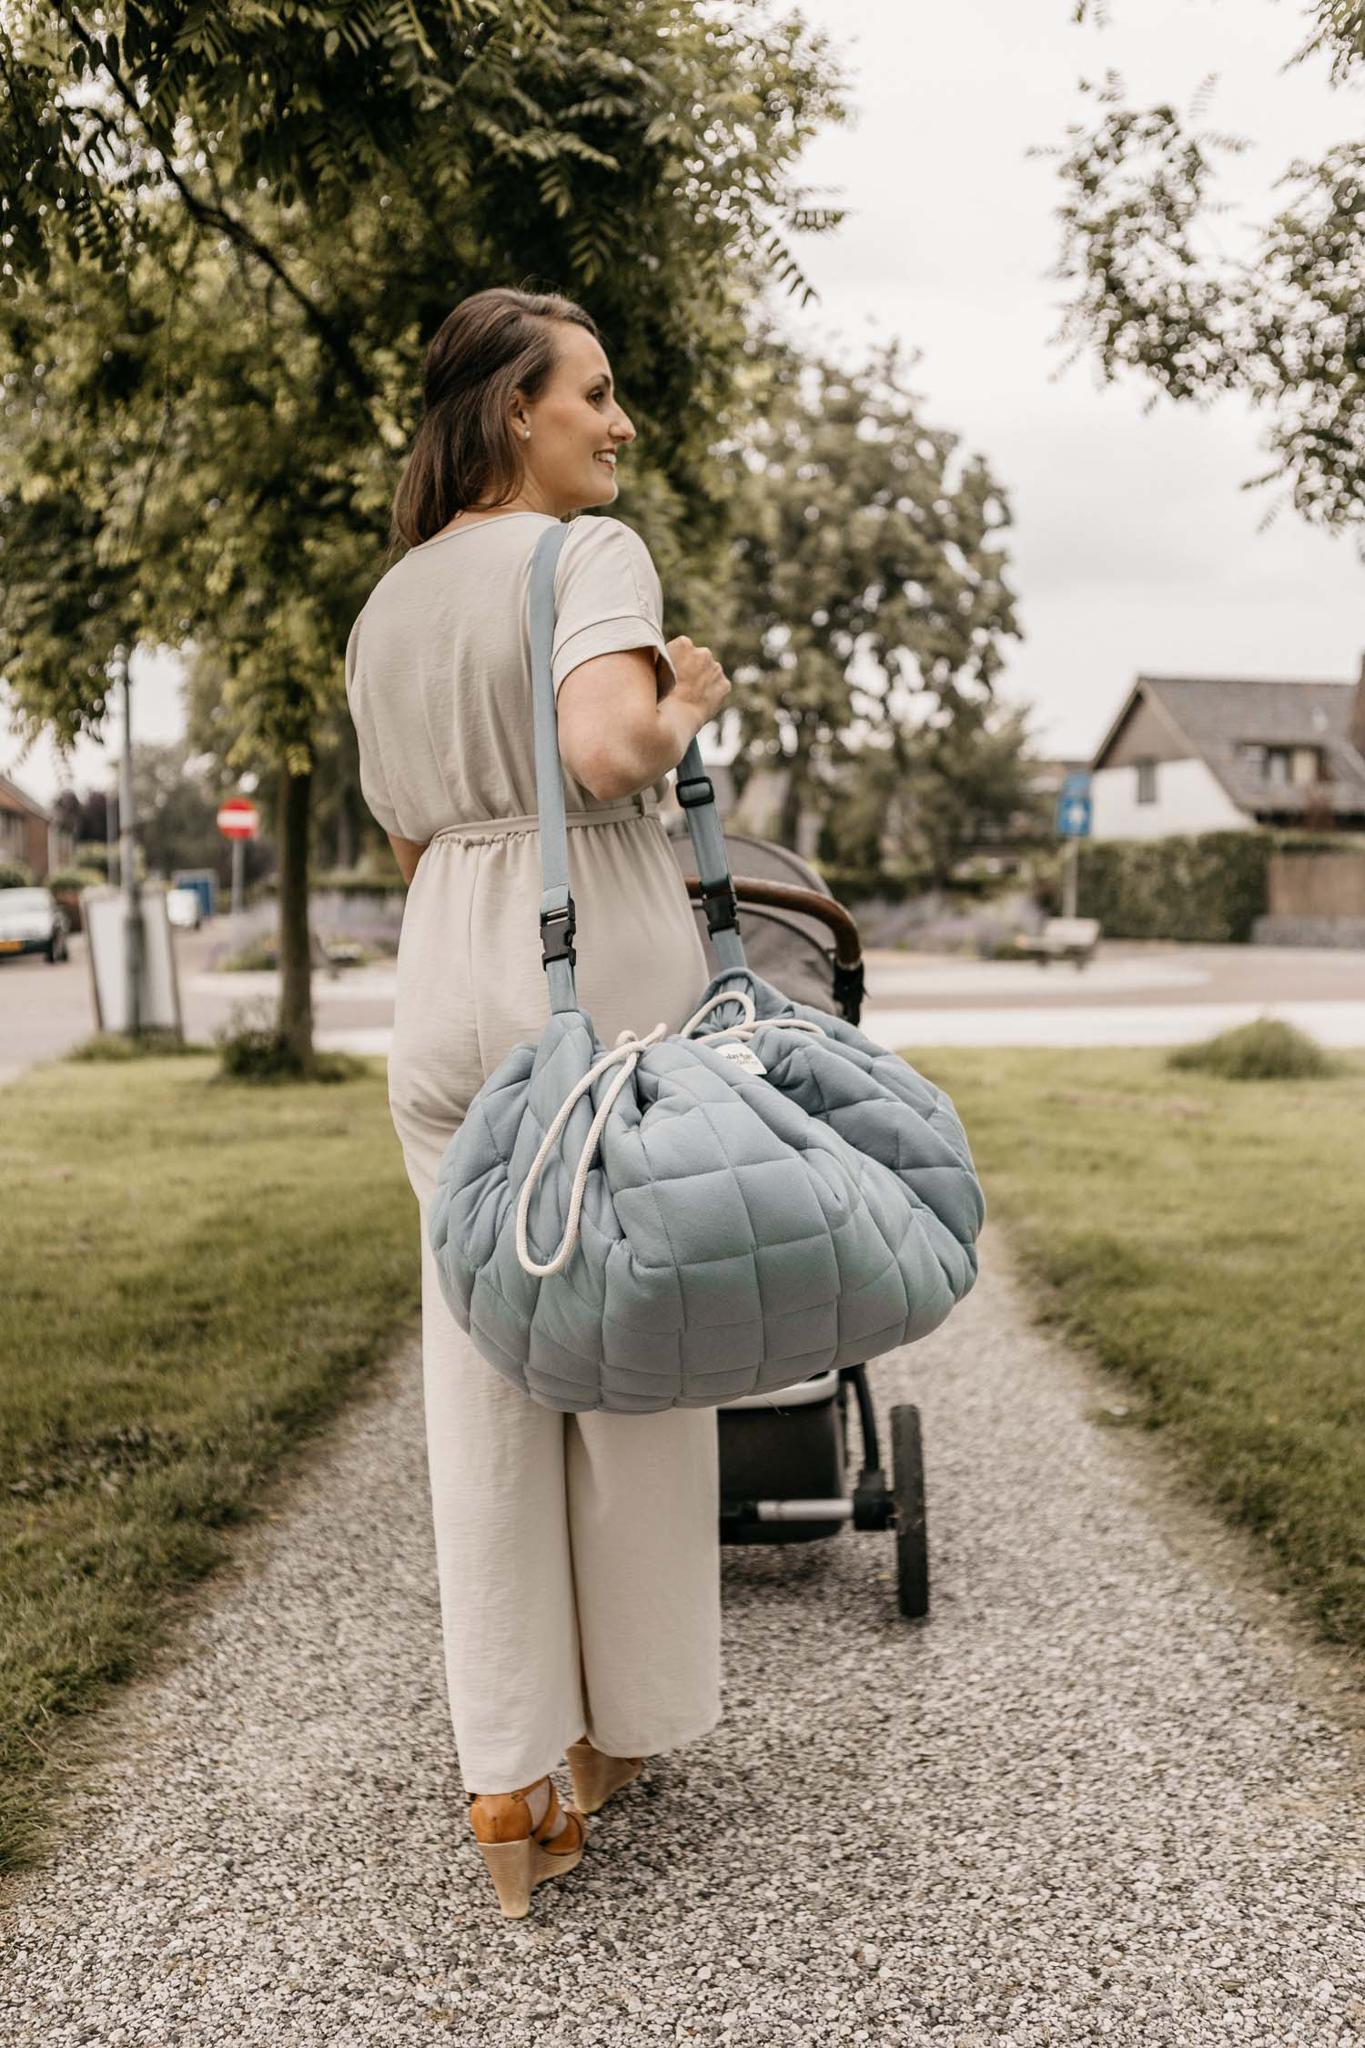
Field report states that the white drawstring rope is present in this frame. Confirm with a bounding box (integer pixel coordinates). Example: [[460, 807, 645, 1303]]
[[514, 989, 830, 1277]]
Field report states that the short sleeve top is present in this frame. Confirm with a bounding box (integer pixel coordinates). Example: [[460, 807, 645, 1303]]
[[344, 510, 678, 842]]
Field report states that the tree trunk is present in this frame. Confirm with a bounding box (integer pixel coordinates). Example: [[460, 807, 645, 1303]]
[[777, 751, 805, 851], [277, 756, 314, 1073], [334, 783, 356, 871]]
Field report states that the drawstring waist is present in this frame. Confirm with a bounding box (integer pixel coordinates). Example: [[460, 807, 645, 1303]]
[[430, 790, 657, 846]]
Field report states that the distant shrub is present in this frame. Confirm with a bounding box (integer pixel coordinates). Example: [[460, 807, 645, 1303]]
[[0, 861, 35, 888], [220, 940, 279, 972], [220, 936, 376, 972], [321, 940, 377, 967], [46, 866, 107, 929], [211, 998, 367, 1084], [1167, 1016, 1340, 1081], [46, 866, 105, 894], [813, 862, 920, 904], [66, 1030, 207, 1062], [310, 869, 406, 896]]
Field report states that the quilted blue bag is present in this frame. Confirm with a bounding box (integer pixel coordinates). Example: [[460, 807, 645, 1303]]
[[428, 522, 986, 1412]]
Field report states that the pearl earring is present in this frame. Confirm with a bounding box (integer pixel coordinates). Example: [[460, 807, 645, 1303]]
[[521, 427, 531, 439]]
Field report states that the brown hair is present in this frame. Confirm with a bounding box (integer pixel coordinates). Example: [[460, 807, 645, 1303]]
[[389, 285, 600, 552]]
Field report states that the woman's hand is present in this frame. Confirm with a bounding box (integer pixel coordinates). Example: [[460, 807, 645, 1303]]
[[666, 636, 732, 733]]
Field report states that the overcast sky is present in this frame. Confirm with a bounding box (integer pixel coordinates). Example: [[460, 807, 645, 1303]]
[[767, 0, 1363, 761], [4, 0, 1361, 804]]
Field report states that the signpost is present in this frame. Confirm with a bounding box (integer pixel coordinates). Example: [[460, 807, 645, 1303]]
[[1055, 770, 1092, 920], [217, 796, 260, 927]]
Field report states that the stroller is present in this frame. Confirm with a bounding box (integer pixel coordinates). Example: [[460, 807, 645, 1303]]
[[662, 810, 930, 1621]]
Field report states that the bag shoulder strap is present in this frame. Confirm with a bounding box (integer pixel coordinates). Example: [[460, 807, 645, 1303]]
[[528, 519, 748, 1016]]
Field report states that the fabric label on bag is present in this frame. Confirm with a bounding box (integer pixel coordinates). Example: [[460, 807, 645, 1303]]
[[712, 1041, 767, 1076]]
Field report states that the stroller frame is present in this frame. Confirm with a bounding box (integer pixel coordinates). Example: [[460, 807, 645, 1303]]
[[676, 847, 931, 1622]]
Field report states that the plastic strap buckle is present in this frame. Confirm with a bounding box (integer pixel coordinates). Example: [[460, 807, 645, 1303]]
[[540, 903, 577, 968], [699, 875, 739, 937], [675, 773, 715, 811]]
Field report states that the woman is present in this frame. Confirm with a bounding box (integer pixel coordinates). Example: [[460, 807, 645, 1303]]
[[344, 285, 733, 1918]]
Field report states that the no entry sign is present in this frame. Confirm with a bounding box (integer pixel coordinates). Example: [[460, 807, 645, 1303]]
[[217, 797, 260, 841]]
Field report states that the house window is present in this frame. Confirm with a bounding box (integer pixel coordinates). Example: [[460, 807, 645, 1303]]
[[1243, 743, 1322, 787], [1135, 758, 1157, 804]]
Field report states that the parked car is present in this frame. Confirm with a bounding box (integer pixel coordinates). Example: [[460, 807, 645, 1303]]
[[165, 886, 203, 931], [0, 886, 70, 963]]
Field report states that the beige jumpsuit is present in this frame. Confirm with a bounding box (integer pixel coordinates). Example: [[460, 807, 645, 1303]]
[[345, 510, 721, 1794]]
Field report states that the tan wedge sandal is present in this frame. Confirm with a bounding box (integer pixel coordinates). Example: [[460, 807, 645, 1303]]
[[468, 1775, 587, 1919], [565, 1735, 643, 1816]]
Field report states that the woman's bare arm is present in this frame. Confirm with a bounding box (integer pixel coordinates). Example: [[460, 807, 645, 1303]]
[[386, 832, 430, 885], [557, 650, 698, 801]]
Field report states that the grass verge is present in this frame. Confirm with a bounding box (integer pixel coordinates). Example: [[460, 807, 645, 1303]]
[[913, 1044, 1365, 1661], [0, 1055, 418, 1873]]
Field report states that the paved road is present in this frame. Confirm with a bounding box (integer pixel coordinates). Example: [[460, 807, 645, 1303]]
[[5, 932, 1365, 1082], [866, 943, 1365, 1050], [0, 926, 398, 1085], [299, 940, 1365, 1056], [4, 1237, 1362, 2045]]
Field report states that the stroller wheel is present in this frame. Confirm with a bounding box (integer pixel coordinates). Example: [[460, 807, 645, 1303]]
[[890, 1403, 929, 1620]]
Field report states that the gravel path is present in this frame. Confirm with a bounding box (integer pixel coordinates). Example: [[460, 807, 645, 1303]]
[[3, 1230, 1363, 2047]]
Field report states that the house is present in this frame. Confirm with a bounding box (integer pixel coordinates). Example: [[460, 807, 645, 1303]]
[[0, 771, 76, 879], [1089, 661, 1365, 839]]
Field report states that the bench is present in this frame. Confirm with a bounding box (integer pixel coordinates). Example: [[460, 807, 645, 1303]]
[[1011, 917, 1102, 967]]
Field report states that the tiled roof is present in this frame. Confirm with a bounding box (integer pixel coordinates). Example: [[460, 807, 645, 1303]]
[[1113, 675, 1365, 819]]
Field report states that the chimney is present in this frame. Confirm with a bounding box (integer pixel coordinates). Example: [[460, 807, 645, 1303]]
[[1354, 650, 1365, 758]]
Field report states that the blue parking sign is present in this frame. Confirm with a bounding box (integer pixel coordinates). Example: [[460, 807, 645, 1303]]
[[1056, 771, 1092, 838]]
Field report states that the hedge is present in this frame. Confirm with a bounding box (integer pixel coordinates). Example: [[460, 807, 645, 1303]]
[[1075, 828, 1363, 943]]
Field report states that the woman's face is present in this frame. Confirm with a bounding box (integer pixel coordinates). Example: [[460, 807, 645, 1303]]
[[516, 323, 636, 516]]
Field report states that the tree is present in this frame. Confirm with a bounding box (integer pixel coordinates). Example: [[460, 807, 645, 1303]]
[[127, 738, 226, 880], [183, 657, 366, 881], [0, 2, 847, 1066], [817, 700, 1051, 888], [715, 334, 1025, 875], [1046, 1, 1364, 549]]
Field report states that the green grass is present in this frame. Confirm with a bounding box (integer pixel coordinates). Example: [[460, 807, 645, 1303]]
[[912, 1043, 1365, 1662], [0, 1055, 419, 1872]]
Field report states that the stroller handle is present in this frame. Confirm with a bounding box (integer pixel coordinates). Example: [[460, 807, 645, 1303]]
[[682, 873, 863, 970]]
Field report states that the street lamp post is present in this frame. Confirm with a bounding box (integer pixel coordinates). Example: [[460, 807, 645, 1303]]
[[114, 643, 142, 1037], [106, 774, 119, 888]]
